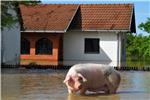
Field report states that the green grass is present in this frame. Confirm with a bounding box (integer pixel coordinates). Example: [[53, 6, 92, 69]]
[[126, 57, 150, 67]]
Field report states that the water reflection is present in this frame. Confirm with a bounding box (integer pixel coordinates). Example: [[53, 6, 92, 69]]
[[1, 69, 150, 100], [67, 93, 121, 100], [19, 73, 67, 100]]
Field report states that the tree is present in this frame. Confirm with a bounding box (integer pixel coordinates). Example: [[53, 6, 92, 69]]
[[1, 0, 41, 30], [126, 17, 150, 62], [138, 17, 150, 34], [126, 33, 150, 68], [126, 33, 143, 59]]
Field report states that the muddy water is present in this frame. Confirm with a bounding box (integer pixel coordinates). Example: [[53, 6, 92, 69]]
[[1, 69, 150, 100]]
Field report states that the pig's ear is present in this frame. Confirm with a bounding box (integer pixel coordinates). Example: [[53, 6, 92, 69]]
[[78, 73, 87, 82], [63, 75, 71, 83]]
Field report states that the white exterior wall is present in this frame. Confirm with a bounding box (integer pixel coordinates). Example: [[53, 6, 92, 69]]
[[63, 31, 119, 66], [1, 9, 20, 65], [1, 25, 20, 65]]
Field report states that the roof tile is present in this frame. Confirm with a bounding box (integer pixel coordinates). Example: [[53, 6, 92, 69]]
[[80, 4, 133, 30], [20, 4, 134, 32], [20, 4, 79, 32]]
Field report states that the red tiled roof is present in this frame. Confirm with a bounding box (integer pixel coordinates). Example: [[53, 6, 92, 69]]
[[20, 4, 79, 32], [80, 4, 133, 31], [20, 4, 135, 32]]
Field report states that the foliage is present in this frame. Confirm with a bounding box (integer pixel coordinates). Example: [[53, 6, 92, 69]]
[[138, 18, 150, 33], [126, 33, 150, 60], [126, 17, 150, 66], [1, 0, 41, 30]]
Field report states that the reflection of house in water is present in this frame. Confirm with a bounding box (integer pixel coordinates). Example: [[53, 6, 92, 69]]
[[2, 75, 21, 100], [20, 74, 51, 96], [19, 4, 136, 67], [20, 73, 66, 99]]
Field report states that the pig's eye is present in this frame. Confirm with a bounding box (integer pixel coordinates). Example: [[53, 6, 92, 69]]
[[78, 77, 82, 81]]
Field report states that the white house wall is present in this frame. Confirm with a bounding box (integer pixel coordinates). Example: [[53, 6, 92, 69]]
[[63, 31, 119, 66], [1, 25, 20, 65], [1, 9, 20, 65]]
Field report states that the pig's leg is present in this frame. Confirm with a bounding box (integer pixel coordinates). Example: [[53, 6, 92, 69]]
[[80, 88, 86, 95], [104, 77, 114, 94], [68, 89, 74, 94], [106, 79, 117, 94], [101, 84, 110, 94]]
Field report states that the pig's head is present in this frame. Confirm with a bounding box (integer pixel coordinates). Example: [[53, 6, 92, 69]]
[[63, 73, 87, 92]]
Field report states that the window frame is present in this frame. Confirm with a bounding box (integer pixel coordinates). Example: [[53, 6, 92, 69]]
[[84, 38, 100, 54], [35, 38, 53, 55]]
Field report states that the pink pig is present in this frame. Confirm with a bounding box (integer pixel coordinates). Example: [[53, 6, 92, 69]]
[[63, 63, 121, 95]]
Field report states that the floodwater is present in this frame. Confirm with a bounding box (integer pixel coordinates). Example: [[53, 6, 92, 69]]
[[1, 68, 150, 100]]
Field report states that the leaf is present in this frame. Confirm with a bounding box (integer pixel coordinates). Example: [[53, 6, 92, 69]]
[[138, 17, 150, 33]]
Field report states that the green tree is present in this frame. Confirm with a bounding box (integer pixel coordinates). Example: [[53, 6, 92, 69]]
[[126, 34, 150, 58], [138, 18, 150, 33], [126, 33, 135, 57], [126, 33, 144, 59], [127, 17, 150, 58], [1, 0, 41, 30], [126, 33, 150, 66], [143, 35, 150, 57]]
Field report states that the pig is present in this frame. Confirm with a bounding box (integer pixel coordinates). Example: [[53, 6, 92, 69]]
[[63, 63, 121, 95]]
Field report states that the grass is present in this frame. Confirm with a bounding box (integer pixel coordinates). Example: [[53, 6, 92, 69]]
[[126, 57, 150, 67]]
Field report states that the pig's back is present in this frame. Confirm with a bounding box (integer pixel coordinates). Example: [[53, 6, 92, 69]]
[[72, 63, 110, 89], [73, 63, 109, 74]]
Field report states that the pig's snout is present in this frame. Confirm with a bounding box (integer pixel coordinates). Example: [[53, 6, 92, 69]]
[[74, 82, 82, 91], [74, 84, 82, 92]]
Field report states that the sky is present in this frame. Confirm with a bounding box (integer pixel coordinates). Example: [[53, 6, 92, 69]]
[[41, 0, 150, 35]]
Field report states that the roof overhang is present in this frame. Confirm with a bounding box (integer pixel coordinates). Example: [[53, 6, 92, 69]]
[[21, 29, 130, 33], [21, 30, 65, 33], [82, 29, 130, 33]]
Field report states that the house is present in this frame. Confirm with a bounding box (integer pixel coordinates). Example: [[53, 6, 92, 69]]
[[19, 4, 136, 67]]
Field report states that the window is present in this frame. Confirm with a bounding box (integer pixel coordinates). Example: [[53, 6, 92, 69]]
[[21, 38, 30, 54], [84, 38, 100, 54], [36, 38, 52, 55]]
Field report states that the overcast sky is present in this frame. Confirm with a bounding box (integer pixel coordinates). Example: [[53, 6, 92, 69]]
[[41, 0, 150, 35]]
